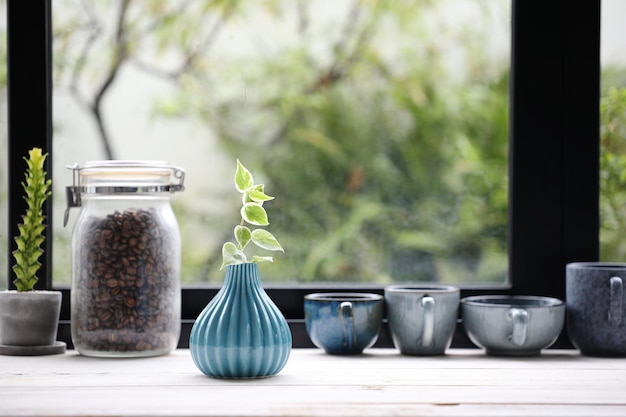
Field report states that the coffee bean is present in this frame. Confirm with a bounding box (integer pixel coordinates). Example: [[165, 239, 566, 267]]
[[72, 208, 179, 354], [124, 296, 136, 308]]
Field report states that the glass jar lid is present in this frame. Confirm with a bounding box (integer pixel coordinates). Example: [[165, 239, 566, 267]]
[[64, 160, 185, 226]]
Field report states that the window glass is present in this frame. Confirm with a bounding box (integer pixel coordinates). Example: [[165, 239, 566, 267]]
[[600, 0, 626, 261], [0, 0, 7, 291], [52, 0, 510, 286]]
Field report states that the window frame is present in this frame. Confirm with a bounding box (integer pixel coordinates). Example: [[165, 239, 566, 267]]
[[6, 0, 600, 348]]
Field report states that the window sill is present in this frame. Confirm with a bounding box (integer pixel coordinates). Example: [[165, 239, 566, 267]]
[[1, 348, 624, 416]]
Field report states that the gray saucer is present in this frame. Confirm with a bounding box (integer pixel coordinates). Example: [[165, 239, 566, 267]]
[[0, 341, 66, 356]]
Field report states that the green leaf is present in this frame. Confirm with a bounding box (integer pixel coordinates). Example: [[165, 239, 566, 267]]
[[27, 249, 44, 264], [241, 202, 269, 226], [26, 264, 40, 278], [235, 225, 251, 250], [252, 255, 274, 263], [31, 237, 45, 249], [14, 238, 26, 252], [248, 188, 274, 203], [17, 223, 28, 235], [14, 277, 37, 292], [251, 229, 284, 252], [235, 159, 254, 193], [221, 242, 247, 269], [12, 251, 24, 265], [31, 225, 46, 236], [242, 184, 271, 205]]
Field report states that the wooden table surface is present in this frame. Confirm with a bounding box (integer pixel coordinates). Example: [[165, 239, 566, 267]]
[[1, 348, 626, 416]]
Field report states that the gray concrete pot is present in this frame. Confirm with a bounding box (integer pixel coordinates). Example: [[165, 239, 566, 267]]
[[0, 290, 66, 355]]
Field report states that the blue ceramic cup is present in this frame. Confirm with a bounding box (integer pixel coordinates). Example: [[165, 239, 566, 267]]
[[304, 293, 384, 355]]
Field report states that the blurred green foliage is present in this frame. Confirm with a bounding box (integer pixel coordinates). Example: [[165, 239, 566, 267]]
[[600, 70, 626, 261], [169, 0, 512, 284], [52, 0, 512, 284]]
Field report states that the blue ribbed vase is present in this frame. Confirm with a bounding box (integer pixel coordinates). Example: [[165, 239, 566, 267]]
[[189, 263, 292, 378]]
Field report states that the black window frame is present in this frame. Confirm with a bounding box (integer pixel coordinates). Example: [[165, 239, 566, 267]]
[[7, 0, 600, 349]]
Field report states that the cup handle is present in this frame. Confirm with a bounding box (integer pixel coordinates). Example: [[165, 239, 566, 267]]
[[508, 308, 528, 346], [420, 296, 435, 348], [340, 301, 357, 351], [609, 277, 623, 327]]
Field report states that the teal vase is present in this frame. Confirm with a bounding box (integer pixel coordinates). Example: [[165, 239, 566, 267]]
[[189, 263, 292, 378]]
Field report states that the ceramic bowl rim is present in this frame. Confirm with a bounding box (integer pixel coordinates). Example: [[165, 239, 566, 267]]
[[567, 262, 626, 270], [384, 284, 459, 293], [461, 295, 564, 308], [304, 292, 383, 302]]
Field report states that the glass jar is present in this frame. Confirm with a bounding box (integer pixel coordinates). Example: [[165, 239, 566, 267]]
[[65, 161, 185, 357]]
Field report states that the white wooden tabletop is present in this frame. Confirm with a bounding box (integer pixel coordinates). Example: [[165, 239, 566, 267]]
[[1, 348, 625, 417]]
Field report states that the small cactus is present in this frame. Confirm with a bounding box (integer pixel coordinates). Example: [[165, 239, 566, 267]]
[[12, 148, 52, 292]]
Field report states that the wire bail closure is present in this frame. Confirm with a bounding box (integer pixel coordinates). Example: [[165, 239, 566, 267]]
[[63, 162, 186, 227]]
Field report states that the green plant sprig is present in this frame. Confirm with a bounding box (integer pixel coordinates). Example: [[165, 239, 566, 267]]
[[221, 160, 284, 269], [12, 148, 52, 292]]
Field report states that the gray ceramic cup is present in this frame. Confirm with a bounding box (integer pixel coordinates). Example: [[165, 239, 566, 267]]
[[461, 295, 565, 356], [304, 293, 384, 355], [566, 262, 626, 357], [385, 285, 459, 355]]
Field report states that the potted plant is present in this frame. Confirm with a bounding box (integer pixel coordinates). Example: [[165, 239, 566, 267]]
[[189, 160, 292, 378], [0, 148, 65, 355]]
